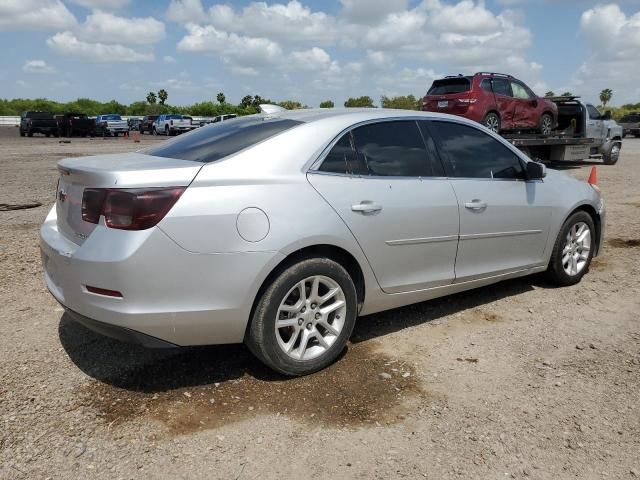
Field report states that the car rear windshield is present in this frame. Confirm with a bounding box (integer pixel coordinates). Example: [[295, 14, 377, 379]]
[[26, 112, 54, 119], [142, 116, 303, 163], [427, 78, 471, 95]]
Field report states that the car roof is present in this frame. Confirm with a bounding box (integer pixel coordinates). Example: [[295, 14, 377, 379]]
[[261, 107, 481, 128]]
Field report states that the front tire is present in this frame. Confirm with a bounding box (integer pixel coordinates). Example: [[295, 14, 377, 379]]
[[602, 142, 621, 165], [546, 211, 595, 286], [482, 112, 501, 133], [539, 113, 553, 136], [246, 258, 358, 376]]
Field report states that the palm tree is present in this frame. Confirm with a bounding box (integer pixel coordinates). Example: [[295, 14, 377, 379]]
[[599, 88, 613, 107], [216, 92, 225, 104], [158, 89, 168, 105], [146, 92, 157, 104]]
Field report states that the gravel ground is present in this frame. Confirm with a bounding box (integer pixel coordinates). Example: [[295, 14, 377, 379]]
[[1, 126, 639, 480]]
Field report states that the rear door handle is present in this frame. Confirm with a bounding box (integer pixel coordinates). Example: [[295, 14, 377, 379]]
[[464, 199, 487, 211], [351, 201, 382, 214]]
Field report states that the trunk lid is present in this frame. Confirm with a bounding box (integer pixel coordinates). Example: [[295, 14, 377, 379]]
[[55, 152, 203, 244]]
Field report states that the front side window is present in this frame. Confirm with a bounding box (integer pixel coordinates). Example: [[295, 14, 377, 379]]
[[510, 81, 532, 100], [143, 116, 302, 163], [351, 121, 436, 177], [431, 121, 524, 179], [587, 105, 602, 120]]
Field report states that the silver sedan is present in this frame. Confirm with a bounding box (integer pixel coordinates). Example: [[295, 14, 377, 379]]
[[40, 107, 605, 375]]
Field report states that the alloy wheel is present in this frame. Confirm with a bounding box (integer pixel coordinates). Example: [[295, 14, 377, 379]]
[[275, 275, 347, 361], [561, 221, 591, 276], [484, 114, 500, 133], [541, 115, 552, 135]]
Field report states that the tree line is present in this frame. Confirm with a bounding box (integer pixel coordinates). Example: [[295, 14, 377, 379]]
[[1, 89, 635, 120]]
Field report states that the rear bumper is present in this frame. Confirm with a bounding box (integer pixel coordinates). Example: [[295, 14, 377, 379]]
[[64, 308, 178, 348], [40, 206, 284, 346]]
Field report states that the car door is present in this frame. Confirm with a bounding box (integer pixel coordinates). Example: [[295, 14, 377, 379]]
[[307, 120, 460, 294], [586, 104, 606, 140], [429, 120, 553, 281], [490, 78, 516, 129], [510, 80, 538, 129]]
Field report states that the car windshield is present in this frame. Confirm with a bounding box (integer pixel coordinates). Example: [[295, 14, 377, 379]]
[[142, 116, 303, 163], [102, 115, 121, 121], [428, 78, 471, 95]]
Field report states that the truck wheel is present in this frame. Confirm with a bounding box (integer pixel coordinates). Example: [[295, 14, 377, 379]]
[[482, 112, 500, 133], [165, 126, 171, 136], [539, 113, 553, 136], [602, 142, 621, 165], [19, 129, 25, 137], [27, 129, 33, 137], [246, 257, 357, 376]]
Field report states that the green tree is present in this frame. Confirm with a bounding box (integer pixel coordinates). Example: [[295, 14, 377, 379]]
[[380, 94, 421, 110], [158, 89, 168, 105], [344, 96, 375, 108], [560, 91, 573, 97], [599, 88, 613, 107], [544, 91, 556, 97], [146, 92, 157, 104], [240, 95, 254, 108], [278, 100, 306, 110], [319, 100, 334, 108], [216, 92, 225, 104]]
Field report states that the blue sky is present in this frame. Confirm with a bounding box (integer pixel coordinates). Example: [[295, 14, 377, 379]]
[[1, 0, 639, 107]]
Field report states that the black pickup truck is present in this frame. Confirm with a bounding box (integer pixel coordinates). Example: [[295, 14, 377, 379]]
[[19, 111, 59, 137], [57, 113, 96, 137]]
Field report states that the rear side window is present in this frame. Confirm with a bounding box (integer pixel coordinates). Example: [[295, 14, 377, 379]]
[[491, 78, 511, 97], [352, 121, 436, 177], [431, 121, 524, 179], [428, 78, 471, 95], [143, 116, 302, 163]]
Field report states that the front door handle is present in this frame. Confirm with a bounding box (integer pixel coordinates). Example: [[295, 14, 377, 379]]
[[351, 201, 382, 214], [464, 199, 487, 211]]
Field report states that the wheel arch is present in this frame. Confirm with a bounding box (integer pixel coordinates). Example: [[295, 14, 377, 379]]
[[244, 243, 367, 340]]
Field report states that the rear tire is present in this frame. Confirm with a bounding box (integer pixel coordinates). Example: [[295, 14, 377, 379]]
[[19, 129, 25, 137], [602, 142, 621, 165], [482, 112, 501, 133], [546, 211, 595, 286], [246, 257, 358, 376], [27, 128, 33, 137]]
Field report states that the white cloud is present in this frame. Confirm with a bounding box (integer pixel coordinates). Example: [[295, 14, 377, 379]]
[[231, 66, 259, 76], [47, 31, 154, 62], [77, 10, 165, 45], [166, 0, 205, 23], [67, 0, 130, 9], [163, 55, 177, 63], [0, 0, 76, 31], [17, 80, 31, 88], [23, 60, 55, 74], [570, 3, 640, 104], [150, 78, 195, 91], [340, 0, 409, 24], [177, 24, 283, 67]]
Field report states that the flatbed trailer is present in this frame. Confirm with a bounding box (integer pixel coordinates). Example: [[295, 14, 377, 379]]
[[504, 97, 622, 164]]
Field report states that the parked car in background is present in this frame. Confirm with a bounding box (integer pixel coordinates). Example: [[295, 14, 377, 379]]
[[619, 112, 640, 137], [153, 114, 193, 136], [423, 72, 558, 135], [19, 111, 59, 137], [58, 113, 95, 138], [127, 118, 142, 132], [198, 114, 238, 127], [181, 115, 196, 131], [139, 115, 158, 134], [41, 106, 604, 376], [95, 114, 129, 137]]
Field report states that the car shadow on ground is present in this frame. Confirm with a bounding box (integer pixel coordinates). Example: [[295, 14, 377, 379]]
[[59, 275, 549, 393]]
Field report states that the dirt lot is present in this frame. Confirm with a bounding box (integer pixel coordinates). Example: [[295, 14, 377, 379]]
[[1, 125, 638, 480]]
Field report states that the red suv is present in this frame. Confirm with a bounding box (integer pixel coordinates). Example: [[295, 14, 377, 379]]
[[422, 72, 558, 135]]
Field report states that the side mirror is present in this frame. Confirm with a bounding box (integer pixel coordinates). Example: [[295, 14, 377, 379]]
[[603, 110, 612, 120], [526, 161, 546, 180]]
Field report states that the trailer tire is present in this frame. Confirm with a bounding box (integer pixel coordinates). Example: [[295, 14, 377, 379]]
[[602, 142, 621, 165]]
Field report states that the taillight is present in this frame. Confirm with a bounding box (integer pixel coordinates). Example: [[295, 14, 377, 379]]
[[81, 187, 185, 230]]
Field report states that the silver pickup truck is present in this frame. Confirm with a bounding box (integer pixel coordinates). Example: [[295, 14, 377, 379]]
[[504, 97, 623, 165], [620, 112, 640, 138]]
